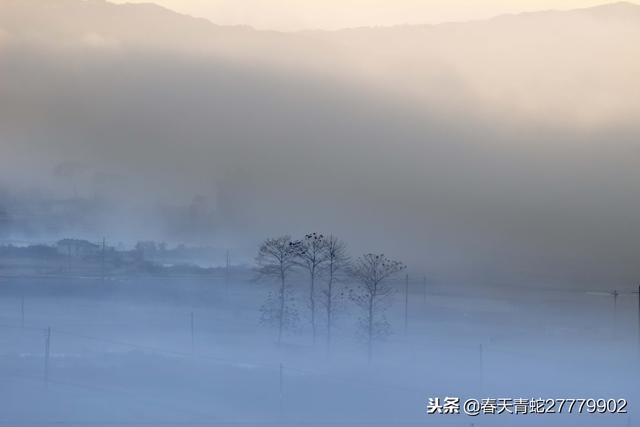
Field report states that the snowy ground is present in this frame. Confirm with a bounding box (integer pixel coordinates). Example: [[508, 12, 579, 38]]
[[0, 275, 637, 427]]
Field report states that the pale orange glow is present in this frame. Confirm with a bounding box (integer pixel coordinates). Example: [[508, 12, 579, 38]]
[[110, 0, 640, 30]]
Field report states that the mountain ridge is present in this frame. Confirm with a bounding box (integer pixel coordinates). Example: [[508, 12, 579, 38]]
[[1, 0, 638, 128], [2, 0, 640, 37], [1, 0, 640, 280]]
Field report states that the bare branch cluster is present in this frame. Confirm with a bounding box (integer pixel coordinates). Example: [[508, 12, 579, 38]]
[[348, 253, 405, 361], [255, 235, 405, 360], [254, 236, 304, 344]]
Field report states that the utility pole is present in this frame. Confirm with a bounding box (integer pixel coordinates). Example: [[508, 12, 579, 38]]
[[190, 311, 195, 354], [225, 249, 230, 295], [612, 289, 619, 334], [479, 343, 484, 394], [404, 273, 409, 334], [628, 285, 640, 360], [423, 275, 427, 304], [21, 295, 25, 328], [44, 327, 51, 386], [279, 362, 284, 419], [101, 237, 106, 281]]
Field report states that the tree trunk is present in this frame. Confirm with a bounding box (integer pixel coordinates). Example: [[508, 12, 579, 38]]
[[326, 273, 333, 355], [310, 269, 316, 344], [367, 292, 374, 363], [278, 269, 285, 345]]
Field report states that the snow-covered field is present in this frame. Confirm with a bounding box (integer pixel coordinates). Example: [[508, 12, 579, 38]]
[[0, 276, 636, 427]]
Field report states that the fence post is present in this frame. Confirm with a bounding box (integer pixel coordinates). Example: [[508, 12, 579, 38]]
[[404, 274, 409, 334], [225, 250, 230, 296]]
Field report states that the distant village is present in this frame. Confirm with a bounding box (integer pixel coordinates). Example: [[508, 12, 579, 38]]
[[0, 239, 239, 277]]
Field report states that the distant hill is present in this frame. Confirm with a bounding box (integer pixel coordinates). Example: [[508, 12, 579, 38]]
[[2, 0, 639, 124], [1, 1, 640, 282]]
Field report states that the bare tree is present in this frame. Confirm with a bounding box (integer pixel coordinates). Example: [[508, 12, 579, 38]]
[[296, 233, 328, 344], [350, 253, 405, 362], [255, 236, 302, 345], [321, 235, 350, 353]]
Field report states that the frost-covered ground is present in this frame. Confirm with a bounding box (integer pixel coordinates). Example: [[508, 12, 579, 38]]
[[0, 275, 636, 427]]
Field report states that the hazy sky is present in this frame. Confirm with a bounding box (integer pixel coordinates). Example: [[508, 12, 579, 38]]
[[110, 0, 640, 30], [2, 0, 640, 283]]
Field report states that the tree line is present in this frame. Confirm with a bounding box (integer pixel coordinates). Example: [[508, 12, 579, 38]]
[[255, 233, 405, 361]]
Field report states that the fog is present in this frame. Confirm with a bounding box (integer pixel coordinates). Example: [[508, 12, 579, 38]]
[[2, 0, 640, 283], [1, 271, 638, 426], [1, 2, 640, 426]]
